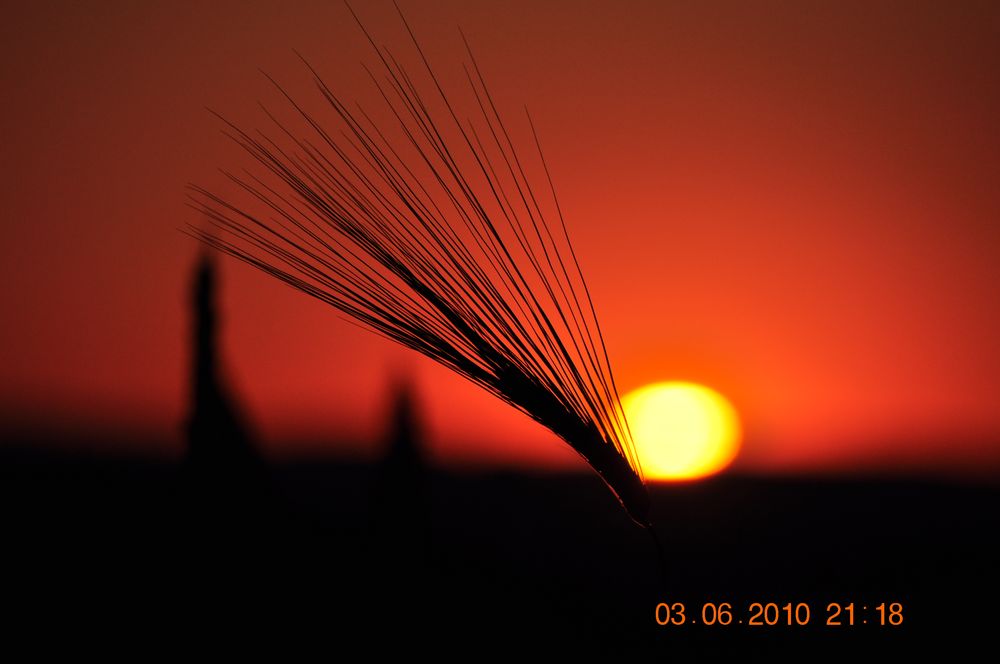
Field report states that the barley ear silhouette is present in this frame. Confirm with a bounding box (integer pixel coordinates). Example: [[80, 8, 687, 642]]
[[187, 4, 651, 527]]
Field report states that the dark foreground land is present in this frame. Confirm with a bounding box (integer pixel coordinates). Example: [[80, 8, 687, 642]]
[[2, 445, 997, 660]]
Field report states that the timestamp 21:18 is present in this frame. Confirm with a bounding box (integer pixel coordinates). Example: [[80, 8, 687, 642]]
[[654, 602, 904, 627]]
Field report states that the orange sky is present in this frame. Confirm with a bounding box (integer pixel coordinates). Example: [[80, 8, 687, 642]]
[[2, 0, 998, 476]]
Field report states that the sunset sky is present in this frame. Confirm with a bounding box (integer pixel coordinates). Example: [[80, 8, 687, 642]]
[[2, 0, 998, 476]]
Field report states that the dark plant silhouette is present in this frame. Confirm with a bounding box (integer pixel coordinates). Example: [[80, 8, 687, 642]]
[[188, 3, 649, 526]]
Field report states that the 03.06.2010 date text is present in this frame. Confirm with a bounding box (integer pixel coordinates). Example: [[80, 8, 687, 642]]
[[654, 602, 904, 627]]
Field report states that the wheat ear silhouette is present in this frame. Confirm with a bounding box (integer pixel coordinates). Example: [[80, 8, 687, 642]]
[[188, 3, 651, 527]]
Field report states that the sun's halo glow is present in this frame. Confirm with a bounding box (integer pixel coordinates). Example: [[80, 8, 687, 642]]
[[621, 381, 741, 481]]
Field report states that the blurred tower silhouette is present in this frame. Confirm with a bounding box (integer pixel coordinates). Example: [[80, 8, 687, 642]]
[[183, 252, 264, 523], [382, 380, 423, 481], [372, 377, 429, 562]]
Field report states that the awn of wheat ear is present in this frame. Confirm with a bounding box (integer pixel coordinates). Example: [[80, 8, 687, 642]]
[[188, 4, 651, 526]]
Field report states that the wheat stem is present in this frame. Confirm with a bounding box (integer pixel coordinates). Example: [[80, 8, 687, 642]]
[[188, 2, 651, 526]]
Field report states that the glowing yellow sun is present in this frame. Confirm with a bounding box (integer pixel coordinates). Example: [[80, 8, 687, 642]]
[[621, 381, 741, 480]]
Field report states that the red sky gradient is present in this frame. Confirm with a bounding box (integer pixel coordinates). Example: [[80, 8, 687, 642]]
[[2, 0, 998, 476]]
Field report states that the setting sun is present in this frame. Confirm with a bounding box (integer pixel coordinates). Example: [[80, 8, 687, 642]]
[[621, 382, 741, 481]]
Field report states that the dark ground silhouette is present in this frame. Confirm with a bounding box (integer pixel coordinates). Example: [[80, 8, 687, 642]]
[[1, 256, 996, 657], [1, 446, 996, 658]]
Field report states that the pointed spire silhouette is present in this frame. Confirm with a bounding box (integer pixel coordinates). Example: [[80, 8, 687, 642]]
[[383, 378, 423, 477], [185, 252, 255, 465], [372, 375, 429, 561], [183, 252, 265, 525]]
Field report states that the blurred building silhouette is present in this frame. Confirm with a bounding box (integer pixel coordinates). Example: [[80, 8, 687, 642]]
[[183, 253, 266, 527], [371, 377, 429, 564]]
